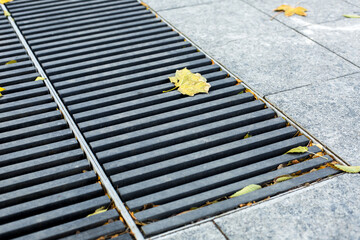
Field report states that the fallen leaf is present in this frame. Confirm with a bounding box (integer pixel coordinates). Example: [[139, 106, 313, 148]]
[[5, 60, 16, 65], [110, 234, 120, 239], [230, 184, 262, 198], [87, 206, 107, 217], [274, 4, 307, 17], [135, 220, 147, 226], [291, 159, 300, 164], [0, 87, 5, 97], [4, 10, 10, 16], [0, 0, 13, 4], [244, 133, 252, 139], [343, 14, 360, 18], [275, 175, 293, 183], [277, 163, 285, 170], [318, 165, 327, 170], [166, 68, 211, 96], [34, 76, 45, 81], [330, 164, 360, 173], [285, 146, 308, 154]]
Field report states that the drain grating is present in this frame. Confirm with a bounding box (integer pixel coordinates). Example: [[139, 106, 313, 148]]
[[0, 10, 132, 240], [4, 0, 340, 238]]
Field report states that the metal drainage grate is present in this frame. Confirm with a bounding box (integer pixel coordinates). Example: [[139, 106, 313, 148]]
[[5, 0, 340, 237], [0, 11, 132, 240]]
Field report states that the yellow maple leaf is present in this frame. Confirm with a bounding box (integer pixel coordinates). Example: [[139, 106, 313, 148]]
[[166, 68, 211, 96], [274, 4, 307, 17], [0, 0, 14, 4]]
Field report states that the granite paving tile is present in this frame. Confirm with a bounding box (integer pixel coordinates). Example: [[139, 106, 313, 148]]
[[267, 73, 360, 165], [344, 0, 360, 8], [300, 19, 360, 67], [155, 0, 287, 47]]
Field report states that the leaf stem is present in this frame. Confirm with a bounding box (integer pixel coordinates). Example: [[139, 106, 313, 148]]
[[270, 12, 282, 21], [162, 86, 178, 93], [307, 151, 328, 160]]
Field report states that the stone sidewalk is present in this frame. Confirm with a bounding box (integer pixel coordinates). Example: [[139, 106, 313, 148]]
[[141, 0, 360, 239]]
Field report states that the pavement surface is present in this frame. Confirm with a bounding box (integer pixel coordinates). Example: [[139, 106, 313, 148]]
[[142, 0, 360, 239]]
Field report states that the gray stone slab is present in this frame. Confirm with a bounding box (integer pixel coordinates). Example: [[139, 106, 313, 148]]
[[151, 222, 226, 240], [208, 32, 358, 96], [267, 73, 360, 165], [141, 0, 216, 11], [155, 0, 358, 96], [344, 0, 360, 8], [243, 0, 359, 28], [300, 19, 360, 67], [157, 0, 286, 47], [215, 174, 360, 240]]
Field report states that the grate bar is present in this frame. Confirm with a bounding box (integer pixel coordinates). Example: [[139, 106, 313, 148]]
[[0, 184, 103, 224], [15, 209, 122, 240], [1, 196, 110, 239]]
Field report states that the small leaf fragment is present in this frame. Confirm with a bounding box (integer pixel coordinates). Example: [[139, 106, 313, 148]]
[[274, 4, 307, 17], [0, 0, 14, 4], [167, 68, 211, 96], [313, 143, 324, 151], [275, 175, 294, 183], [343, 14, 360, 18], [244, 133, 252, 139], [285, 146, 308, 154], [0, 87, 5, 97], [4, 10, 10, 16], [34, 76, 45, 81], [330, 164, 360, 173], [5, 60, 17, 65], [235, 78, 242, 85], [87, 206, 107, 217], [230, 184, 262, 198]]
